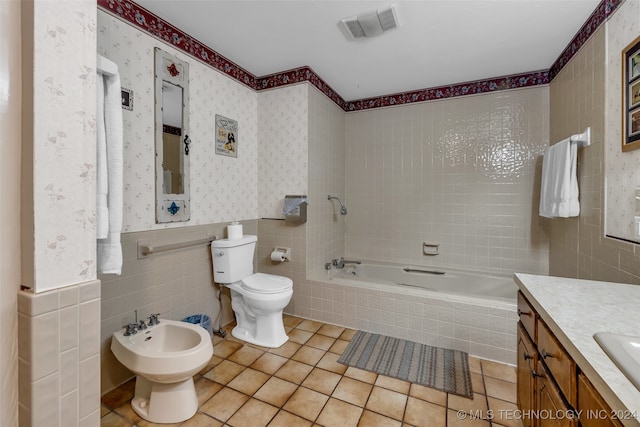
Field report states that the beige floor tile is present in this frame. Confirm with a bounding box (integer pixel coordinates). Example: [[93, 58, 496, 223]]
[[317, 324, 346, 338], [317, 351, 349, 375], [269, 340, 302, 358], [101, 385, 134, 410], [448, 392, 488, 414], [198, 355, 224, 375], [344, 366, 378, 384], [288, 328, 314, 345], [408, 383, 447, 407], [200, 387, 249, 422], [101, 404, 110, 417], [282, 387, 329, 421], [481, 360, 516, 383], [329, 339, 350, 355], [486, 397, 524, 427], [357, 410, 402, 427], [227, 398, 278, 427], [316, 397, 363, 427], [268, 410, 312, 427], [403, 396, 447, 427], [100, 411, 134, 427], [250, 352, 289, 375], [332, 377, 374, 407], [292, 345, 326, 365], [213, 340, 243, 358], [112, 401, 144, 425], [375, 375, 410, 394], [468, 357, 482, 374], [194, 377, 223, 405], [227, 368, 270, 395], [227, 345, 264, 366], [471, 372, 485, 395], [297, 319, 324, 333], [254, 376, 299, 407], [274, 359, 314, 384], [203, 359, 245, 385], [306, 334, 337, 351], [483, 377, 517, 403], [365, 386, 408, 421], [283, 315, 304, 329], [181, 412, 223, 427], [339, 329, 357, 341], [446, 408, 492, 427], [302, 368, 342, 395]]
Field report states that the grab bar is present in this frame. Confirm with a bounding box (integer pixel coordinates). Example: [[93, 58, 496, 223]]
[[403, 267, 445, 275], [137, 236, 217, 259]]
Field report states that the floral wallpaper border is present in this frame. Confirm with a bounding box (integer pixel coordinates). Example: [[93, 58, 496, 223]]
[[97, 0, 621, 112]]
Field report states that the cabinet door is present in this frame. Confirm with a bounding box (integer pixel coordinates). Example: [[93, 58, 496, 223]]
[[517, 323, 536, 427], [577, 372, 623, 427], [536, 361, 577, 427]]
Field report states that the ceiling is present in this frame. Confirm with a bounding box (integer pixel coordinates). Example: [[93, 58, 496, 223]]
[[137, 0, 601, 101]]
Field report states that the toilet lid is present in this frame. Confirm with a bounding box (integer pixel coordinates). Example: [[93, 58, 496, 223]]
[[241, 273, 292, 294]]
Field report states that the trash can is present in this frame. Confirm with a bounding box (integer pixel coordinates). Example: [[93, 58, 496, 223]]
[[182, 314, 213, 337]]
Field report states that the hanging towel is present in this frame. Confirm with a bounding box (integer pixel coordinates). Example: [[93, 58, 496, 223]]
[[96, 74, 108, 239], [539, 138, 580, 218], [96, 60, 124, 275]]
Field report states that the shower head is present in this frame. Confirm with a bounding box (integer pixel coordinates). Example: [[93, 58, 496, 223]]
[[327, 195, 348, 215]]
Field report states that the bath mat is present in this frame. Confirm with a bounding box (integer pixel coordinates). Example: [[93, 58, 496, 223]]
[[337, 330, 472, 398]]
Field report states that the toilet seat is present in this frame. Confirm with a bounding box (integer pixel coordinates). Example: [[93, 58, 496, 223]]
[[241, 273, 292, 294]]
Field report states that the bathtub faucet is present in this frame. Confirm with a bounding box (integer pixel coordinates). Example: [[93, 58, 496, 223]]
[[332, 257, 362, 269]]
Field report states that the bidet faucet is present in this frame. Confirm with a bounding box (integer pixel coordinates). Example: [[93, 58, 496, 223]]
[[148, 313, 160, 326], [123, 323, 138, 336]]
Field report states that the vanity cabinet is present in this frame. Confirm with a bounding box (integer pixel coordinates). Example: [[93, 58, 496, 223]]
[[517, 291, 621, 427]]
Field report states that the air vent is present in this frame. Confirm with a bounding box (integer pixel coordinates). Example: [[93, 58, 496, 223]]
[[340, 4, 399, 39]]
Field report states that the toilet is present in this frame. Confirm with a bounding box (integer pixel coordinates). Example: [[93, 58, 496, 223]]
[[110, 319, 213, 423], [211, 235, 293, 347]]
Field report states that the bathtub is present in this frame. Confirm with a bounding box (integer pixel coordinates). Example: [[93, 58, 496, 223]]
[[295, 262, 519, 365]]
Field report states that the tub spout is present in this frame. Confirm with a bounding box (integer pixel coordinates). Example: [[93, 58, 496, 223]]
[[332, 257, 361, 269]]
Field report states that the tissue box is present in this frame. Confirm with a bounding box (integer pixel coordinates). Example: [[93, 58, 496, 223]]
[[283, 195, 307, 223]]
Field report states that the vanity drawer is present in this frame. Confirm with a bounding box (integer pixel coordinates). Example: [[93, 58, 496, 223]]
[[538, 320, 576, 407], [517, 291, 537, 342]]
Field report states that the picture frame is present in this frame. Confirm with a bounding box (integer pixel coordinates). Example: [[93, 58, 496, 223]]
[[121, 87, 133, 111], [215, 114, 238, 157], [622, 35, 640, 151]]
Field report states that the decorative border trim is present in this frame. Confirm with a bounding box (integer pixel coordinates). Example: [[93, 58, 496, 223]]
[[98, 0, 619, 112]]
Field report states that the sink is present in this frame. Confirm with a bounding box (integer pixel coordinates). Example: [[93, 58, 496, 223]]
[[594, 332, 640, 391]]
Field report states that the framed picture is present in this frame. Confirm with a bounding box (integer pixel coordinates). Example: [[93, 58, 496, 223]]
[[121, 88, 133, 111], [622, 35, 640, 151], [215, 114, 238, 157]]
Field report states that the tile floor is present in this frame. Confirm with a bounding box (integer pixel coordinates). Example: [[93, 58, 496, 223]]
[[101, 315, 523, 427]]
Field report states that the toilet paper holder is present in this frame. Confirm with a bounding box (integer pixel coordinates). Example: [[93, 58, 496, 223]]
[[271, 247, 291, 262]]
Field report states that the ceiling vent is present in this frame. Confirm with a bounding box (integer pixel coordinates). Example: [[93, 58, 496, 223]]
[[340, 4, 399, 39]]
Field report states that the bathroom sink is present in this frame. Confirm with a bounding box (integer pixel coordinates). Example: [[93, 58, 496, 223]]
[[594, 332, 640, 391]]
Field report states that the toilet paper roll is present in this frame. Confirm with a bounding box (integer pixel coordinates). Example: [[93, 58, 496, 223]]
[[271, 250, 285, 262], [227, 222, 243, 240]]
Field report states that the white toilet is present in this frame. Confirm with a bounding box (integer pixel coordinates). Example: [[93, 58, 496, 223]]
[[212, 235, 293, 347]]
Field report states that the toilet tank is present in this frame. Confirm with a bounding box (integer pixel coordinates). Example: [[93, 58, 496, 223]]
[[211, 235, 257, 284]]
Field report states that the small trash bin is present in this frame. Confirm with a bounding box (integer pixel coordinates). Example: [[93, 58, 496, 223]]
[[182, 314, 213, 337]]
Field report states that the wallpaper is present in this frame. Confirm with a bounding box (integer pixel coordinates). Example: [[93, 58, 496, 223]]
[[257, 84, 309, 219], [32, 0, 97, 291], [97, 11, 259, 232]]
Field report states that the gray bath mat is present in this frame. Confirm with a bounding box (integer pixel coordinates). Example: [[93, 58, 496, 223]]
[[337, 330, 472, 398]]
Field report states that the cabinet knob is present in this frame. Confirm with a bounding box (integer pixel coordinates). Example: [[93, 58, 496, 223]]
[[541, 349, 555, 359], [523, 353, 533, 361], [532, 370, 544, 378], [518, 309, 531, 317]]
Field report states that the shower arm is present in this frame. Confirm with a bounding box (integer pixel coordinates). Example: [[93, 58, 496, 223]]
[[327, 195, 348, 215]]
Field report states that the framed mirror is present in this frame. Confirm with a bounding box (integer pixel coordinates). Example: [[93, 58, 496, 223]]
[[154, 48, 190, 223]]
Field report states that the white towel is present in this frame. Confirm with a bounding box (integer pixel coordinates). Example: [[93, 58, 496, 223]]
[[96, 74, 108, 239], [97, 66, 124, 275], [539, 138, 580, 218]]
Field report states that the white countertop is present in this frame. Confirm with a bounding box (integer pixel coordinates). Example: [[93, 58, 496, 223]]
[[515, 273, 640, 427]]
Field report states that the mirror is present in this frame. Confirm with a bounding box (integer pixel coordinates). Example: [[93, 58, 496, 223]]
[[155, 48, 190, 223]]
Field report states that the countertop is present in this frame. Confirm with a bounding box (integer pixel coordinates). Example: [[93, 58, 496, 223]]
[[514, 273, 640, 427]]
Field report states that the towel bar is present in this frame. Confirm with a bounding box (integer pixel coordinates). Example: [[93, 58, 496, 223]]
[[137, 236, 217, 259], [568, 127, 590, 147]]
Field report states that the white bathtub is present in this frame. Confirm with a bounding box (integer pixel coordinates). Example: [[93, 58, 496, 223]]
[[335, 262, 517, 302], [295, 262, 519, 364]]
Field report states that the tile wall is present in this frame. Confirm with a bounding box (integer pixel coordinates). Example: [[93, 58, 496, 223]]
[[343, 88, 550, 276], [17, 280, 101, 426], [548, 4, 640, 283]]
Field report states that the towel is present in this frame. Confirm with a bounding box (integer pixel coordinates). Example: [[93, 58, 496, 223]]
[[96, 74, 108, 239], [96, 64, 124, 275], [539, 138, 579, 218]]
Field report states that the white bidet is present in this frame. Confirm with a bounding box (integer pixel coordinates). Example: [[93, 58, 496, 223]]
[[111, 319, 213, 423]]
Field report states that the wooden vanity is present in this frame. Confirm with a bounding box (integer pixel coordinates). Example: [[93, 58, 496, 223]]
[[514, 274, 640, 427]]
